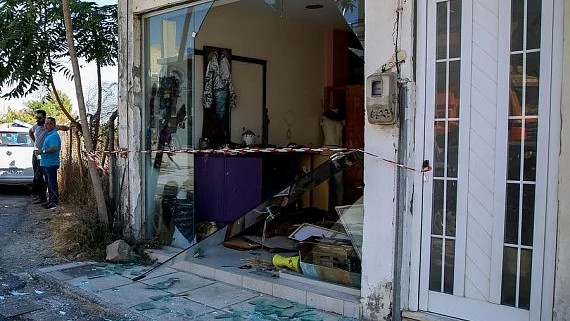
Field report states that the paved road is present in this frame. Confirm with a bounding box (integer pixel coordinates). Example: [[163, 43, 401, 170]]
[[0, 186, 28, 236], [0, 186, 125, 320]]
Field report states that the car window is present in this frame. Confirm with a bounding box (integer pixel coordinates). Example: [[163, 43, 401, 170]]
[[0, 132, 34, 147]]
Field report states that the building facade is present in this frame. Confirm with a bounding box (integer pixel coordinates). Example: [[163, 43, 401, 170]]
[[117, 0, 570, 320]]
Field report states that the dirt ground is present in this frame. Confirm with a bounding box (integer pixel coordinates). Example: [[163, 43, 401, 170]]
[[0, 188, 125, 321]]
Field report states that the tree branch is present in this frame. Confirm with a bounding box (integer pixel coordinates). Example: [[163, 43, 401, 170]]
[[47, 51, 80, 129]]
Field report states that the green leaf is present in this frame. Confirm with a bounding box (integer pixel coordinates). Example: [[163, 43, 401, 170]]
[[0, 0, 117, 98]]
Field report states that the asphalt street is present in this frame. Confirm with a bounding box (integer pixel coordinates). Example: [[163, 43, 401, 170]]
[[0, 186, 124, 321], [0, 186, 27, 236]]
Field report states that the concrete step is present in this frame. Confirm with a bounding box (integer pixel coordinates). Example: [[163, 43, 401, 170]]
[[146, 246, 361, 318]]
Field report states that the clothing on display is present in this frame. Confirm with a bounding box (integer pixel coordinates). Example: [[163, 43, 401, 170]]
[[202, 48, 237, 146]]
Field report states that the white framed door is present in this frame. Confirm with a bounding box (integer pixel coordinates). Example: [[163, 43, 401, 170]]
[[417, 0, 555, 320]]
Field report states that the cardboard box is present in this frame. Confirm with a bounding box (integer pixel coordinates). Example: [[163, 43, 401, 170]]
[[299, 238, 361, 288]]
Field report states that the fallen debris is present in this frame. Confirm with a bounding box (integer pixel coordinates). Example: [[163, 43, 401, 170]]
[[245, 297, 325, 320], [0, 273, 27, 295], [0, 298, 42, 318], [135, 302, 156, 311], [9, 290, 27, 296], [145, 277, 180, 290], [106, 240, 134, 263]]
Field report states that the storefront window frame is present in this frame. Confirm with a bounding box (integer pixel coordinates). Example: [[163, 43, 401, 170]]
[[140, 0, 214, 240]]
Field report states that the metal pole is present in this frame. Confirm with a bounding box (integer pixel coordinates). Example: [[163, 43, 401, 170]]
[[68, 126, 72, 170], [393, 84, 409, 321]]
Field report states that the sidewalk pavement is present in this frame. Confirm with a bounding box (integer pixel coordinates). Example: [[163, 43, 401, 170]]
[[38, 261, 359, 321]]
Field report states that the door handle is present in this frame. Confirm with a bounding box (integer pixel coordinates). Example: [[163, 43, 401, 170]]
[[422, 160, 430, 182]]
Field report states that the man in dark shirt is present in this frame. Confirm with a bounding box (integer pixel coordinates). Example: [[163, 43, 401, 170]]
[[29, 110, 48, 204]]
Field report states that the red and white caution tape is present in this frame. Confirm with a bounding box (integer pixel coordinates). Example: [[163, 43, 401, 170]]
[[83, 147, 431, 175], [358, 149, 432, 173], [100, 146, 349, 155], [84, 150, 109, 175]]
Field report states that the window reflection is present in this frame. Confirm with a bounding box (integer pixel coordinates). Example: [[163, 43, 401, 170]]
[[333, 0, 364, 47], [510, 0, 524, 51], [502, 0, 541, 310], [501, 247, 518, 306], [429, 0, 461, 294], [144, 4, 212, 243], [504, 183, 520, 244], [445, 181, 457, 237], [436, 2, 447, 60], [444, 239, 455, 294], [432, 180, 444, 235], [448, 1, 462, 59], [429, 238, 443, 291], [526, 1, 542, 49]]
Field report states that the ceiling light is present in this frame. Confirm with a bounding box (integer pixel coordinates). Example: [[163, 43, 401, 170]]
[[305, 4, 324, 9]]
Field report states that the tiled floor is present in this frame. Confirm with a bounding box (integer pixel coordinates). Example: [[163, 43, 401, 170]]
[[39, 262, 359, 321], [155, 246, 362, 318]]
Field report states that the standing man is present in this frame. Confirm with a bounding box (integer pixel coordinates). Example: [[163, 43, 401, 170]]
[[29, 110, 48, 204], [35, 117, 61, 210]]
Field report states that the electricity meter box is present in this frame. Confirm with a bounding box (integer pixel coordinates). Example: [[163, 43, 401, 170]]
[[366, 72, 399, 125]]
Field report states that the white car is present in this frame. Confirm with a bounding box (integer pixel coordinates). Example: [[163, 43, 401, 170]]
[[0, 126, 35, 185]]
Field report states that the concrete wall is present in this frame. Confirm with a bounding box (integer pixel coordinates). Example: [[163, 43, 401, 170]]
[[553, 0, 569, 319], [361, 0, 415, 319], [195, 4, 326, 147], [118, 0, 144, 239]]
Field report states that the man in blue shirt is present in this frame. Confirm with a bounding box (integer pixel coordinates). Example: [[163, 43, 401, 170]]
[[35, 117, 61, 210]]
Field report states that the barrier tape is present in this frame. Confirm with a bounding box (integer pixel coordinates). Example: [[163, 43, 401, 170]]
[[359, 150, 432, 173], [84, 150, 109, 175], [83, 147, 432, 175]]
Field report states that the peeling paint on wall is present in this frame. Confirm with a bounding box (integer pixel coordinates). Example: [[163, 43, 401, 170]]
[[555, 0, 570, 320], [363, 282, 392, 321], [554, 279, 570, 321]]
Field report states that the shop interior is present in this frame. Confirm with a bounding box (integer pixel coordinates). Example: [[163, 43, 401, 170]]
[[144, 0, 366, 290]]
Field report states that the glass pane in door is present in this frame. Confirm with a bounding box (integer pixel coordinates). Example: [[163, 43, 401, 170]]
[[428, 0, 462, 294], [502, 0, 542, 310]]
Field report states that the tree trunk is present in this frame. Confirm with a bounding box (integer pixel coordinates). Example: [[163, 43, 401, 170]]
[[68, 128, 72, 170], [44, 4, 76, 128], [107, 110, 118, 217], [75, 128, 84, 179], [62, 0, 108, 225], [46, 50, 79, 127], [93, 62, 103, 150]]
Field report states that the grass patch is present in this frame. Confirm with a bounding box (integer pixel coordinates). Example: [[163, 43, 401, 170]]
[[51, 133, 155, 263], [49, 206, 156, 263], [49, 205, 111, 261]]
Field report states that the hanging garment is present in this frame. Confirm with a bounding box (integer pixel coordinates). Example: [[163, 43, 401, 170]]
[[202, 51, 220, 110], [218, 51, 237, 109], [215, 90, 229, 138], [203, 51, 238, 111], [202, 50, 238, 145]]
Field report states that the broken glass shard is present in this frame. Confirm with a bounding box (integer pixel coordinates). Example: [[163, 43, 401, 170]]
[[264, 0, 284, 17]]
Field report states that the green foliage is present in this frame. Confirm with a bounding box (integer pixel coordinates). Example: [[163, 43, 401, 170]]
[[0, 91, 75, 125], [0, 0, 118, 99], [0, 0, 63, 98], [74, 3, 118, 67], [27, 91, 76, 124], [0, 109, 36, 125]]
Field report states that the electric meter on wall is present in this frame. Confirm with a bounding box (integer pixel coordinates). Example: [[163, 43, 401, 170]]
[[366, 72, 399, 125]]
